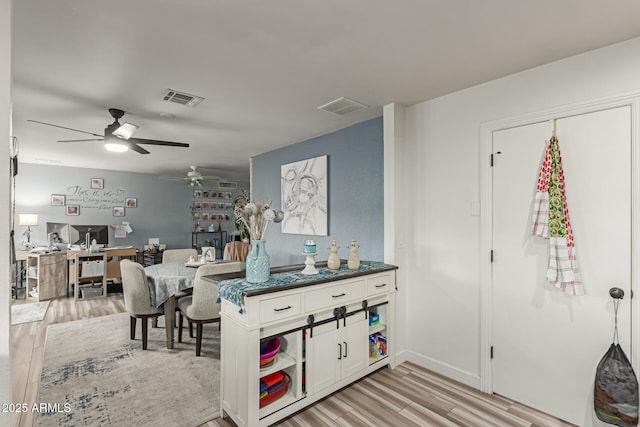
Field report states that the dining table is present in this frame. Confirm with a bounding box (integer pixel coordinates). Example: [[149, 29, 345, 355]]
[[144, 261, 199, 349], [144, 260, 240, 349]]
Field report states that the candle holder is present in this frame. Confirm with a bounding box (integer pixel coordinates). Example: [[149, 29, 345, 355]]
[[301, 252, 318, 275]]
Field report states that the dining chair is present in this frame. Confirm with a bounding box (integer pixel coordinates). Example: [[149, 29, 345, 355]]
[[161, 248, 198, 312], [162, 248, 198, 263], [120, 259, 163, 350], [223, 241, 250, 262], [177, 262, 243, 356]]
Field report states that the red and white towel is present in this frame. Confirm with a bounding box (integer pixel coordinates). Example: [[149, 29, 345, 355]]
[[531, 135, 583, 296]]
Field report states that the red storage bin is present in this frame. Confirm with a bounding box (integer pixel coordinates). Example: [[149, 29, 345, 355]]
[[259, 371, 290, 408]]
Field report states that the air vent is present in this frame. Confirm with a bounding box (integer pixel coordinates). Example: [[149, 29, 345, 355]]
[[162, 89, 205, 108], [317, 97, 368, 115]]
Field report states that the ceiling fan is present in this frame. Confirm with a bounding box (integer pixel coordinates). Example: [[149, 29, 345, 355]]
[[162, 166, 223, 187], [28, 108, 190, 154]]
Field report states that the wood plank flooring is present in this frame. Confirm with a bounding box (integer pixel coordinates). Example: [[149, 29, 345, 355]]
[[11, 295, 576, 427]]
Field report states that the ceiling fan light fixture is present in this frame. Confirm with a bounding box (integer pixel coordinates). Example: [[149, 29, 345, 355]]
[[105, 141, 129, 153], [112, 123, 139, 139]]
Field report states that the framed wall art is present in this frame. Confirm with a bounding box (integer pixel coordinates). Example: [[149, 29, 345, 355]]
[[126, 198, 137, 208], [281, 155, 328, 236], [113, 206, 125, 217], [51, 194, 65, 206], [66, 205, 79, 216], [91, 178, 104, 189]]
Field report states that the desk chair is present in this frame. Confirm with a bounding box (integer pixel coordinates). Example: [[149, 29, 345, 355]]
[[120, 259, 163, 350], [177, 262, 243, 356]]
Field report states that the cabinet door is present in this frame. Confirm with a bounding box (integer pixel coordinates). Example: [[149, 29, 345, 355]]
[[307, 321, 340, 394], [341, 315, 368, 379]]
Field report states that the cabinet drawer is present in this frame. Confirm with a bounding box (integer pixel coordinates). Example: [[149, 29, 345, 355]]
[[305, 280, 366, 313], [260, 294, 301, 323], [367, 274, 394, 296]]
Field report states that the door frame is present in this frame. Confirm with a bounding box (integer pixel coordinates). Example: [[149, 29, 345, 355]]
[[479, 92, 640, 393]]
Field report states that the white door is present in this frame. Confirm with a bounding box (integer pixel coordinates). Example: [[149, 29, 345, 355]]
[[491, 106, 632, 426], [307, 321, 340, 394], [341, 315, 368, 379]]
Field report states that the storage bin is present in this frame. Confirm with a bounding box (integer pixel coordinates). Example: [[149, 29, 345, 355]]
[[369, 312, 380, 326], [79, 284, 103, 299], [259, 371, 290, 408], [80, 260, 104, 277]]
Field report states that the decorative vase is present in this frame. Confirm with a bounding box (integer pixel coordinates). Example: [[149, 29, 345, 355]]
[[246, 240, 271, 283], [327, 240, 341, 270]]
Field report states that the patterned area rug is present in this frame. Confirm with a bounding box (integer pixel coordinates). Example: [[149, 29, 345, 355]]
[[11, 301, 50, 325], [36, 313, 221, 427]]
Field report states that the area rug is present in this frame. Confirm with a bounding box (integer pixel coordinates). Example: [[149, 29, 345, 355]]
[[35, 313, 221, 427], [11, 300, 50, 325]]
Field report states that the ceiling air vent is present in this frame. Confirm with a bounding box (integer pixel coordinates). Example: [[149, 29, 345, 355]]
[[317, 97, 368, 115], [162, 89, 205, 108]]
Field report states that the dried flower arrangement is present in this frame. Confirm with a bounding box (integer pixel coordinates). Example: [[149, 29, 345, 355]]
[[234, 198, 284, 241]]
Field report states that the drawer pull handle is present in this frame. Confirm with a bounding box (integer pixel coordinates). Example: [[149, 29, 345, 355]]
[[273, 305, 292, 312], [332, 293, 346, 298], [343, 341, 348, 358], [375, 283, 387, 288], [338, 343, 342, 360]]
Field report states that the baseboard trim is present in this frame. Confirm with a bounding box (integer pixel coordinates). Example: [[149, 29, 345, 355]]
[[404, 350, 481, 389]]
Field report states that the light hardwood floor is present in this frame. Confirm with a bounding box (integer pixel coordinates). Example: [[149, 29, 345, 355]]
[[11, 295, 576, 427]]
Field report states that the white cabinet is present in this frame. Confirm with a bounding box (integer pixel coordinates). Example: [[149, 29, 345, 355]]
[[219, 265, 397, 427], [306, 314, 368, 395]]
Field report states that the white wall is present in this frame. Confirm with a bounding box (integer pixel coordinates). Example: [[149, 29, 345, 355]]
[[401, 36, 640, 387], [1, 0, 11, 424]]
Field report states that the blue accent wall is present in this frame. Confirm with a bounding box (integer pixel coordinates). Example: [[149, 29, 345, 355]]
[[251, 116, 384, 267], [14, 163, 249, 252]]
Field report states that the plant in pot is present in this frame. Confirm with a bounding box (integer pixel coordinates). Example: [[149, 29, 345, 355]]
[[232, 190, 251, 241]]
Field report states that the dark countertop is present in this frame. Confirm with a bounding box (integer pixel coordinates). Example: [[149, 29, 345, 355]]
[[209, 260, 397, 308]]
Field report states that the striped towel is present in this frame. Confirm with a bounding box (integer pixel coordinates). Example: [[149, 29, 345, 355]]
[[531, 135, 583, 296]]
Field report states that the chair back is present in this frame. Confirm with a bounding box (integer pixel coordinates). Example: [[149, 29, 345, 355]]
[[120, 259, 157, 316], [188, 262, 243, 320], [162, 248, 197, 263], [223, 241, 250, 262]]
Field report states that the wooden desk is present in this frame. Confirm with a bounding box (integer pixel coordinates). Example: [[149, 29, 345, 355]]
[[67, 247, 137, 286]]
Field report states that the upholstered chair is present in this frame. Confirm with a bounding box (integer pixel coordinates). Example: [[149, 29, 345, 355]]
[[177, 262, 243, 356], [161, 248, 199, 311], [223, 241, 250, 262], [162, 248, 198, 263], [120, 259, 163, 350]]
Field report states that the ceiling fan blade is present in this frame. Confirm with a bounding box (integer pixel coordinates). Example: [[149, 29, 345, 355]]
[[58, 138, 105, 143], [129, 137, 189, 148], [28, 120, 104, 137], [128, 142, 150, 155]]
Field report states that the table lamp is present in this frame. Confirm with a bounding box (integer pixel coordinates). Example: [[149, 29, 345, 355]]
[[19, 213, 38, 248]]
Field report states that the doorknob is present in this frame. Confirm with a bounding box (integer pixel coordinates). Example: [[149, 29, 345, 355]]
[[609, 287, 624, 299]]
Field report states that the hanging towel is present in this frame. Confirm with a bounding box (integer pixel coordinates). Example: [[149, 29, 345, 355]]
[[531, 135, 583, 296]]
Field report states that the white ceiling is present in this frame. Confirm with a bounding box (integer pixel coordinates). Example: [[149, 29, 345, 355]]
[[11, 0, 640, 182]]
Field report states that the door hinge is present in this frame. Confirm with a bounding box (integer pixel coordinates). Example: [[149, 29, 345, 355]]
[[490, 250, 494, 263], [490, 153, 494, 167], [490, 346, 494, 359]]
